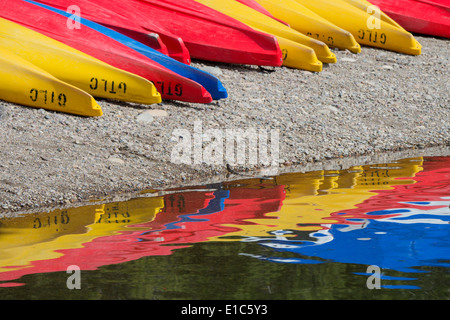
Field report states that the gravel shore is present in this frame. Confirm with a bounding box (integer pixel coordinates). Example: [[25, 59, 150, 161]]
[[0, 35, 448, 215]]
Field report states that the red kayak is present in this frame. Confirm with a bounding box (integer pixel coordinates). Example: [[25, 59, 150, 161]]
[[369, 0, 450, 38], [0, 0, 214, 103], [34, 0, 191, 64], [109, 0, 283, 67]]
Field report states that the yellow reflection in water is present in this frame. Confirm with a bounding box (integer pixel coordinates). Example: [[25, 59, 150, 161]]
[[0, 197, 164, 274], [216, 157, 423, 239]]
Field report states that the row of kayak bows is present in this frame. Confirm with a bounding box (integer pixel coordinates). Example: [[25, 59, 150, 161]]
[[0, 0, 447, 117]]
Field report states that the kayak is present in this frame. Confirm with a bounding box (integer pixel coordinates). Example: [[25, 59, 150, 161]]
[[149, 0, 321, 71], [0, 17, 161, 106], [0, 47, 102, 117], [194, 0, 337, 64], [251, 0, 362, 53], [235, 0, 291, 25], [34, 0, 191, 64], [367, 0, 450, 38], [28, 0, 228, 101], [100, 0, 284, 68], [2, 1, 218, 104], [292, 0, 422, 55]]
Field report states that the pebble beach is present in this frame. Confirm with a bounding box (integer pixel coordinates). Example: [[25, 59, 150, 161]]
[[0, 35, 448, 216]]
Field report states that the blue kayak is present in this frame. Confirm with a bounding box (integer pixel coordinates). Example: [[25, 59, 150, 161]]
[[25, 0, 228, 100]]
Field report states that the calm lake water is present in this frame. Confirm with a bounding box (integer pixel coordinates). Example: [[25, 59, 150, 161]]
[[0, 155, 448, 301]]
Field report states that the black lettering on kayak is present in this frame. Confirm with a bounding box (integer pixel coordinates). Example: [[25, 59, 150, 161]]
[[358, 29, 365, 40], [306, 32, 334, 46], [175, 84, 183, 97], [58, 93, 67, 107], [306, 32, 320, 40], [101, 79, 108, 92], [358, 29, 387, 45], [90, 78, 127, 95], [30, 88, 67, 107], [110, 81, 117, 94], [166, 82, 174, 96], [156, 81, 183, 97], [39, 90, 48, 104]]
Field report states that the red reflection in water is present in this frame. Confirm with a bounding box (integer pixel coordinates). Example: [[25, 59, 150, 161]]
[[0, 185, 285, 283], [1, 157, 448, 286], [332, 157, 450, 221]]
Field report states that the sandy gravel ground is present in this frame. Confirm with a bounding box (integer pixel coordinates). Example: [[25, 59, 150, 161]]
[[0, 35, 448, 215]]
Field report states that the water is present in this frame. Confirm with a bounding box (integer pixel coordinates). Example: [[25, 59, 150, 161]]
[[0, 155, 448, 300]]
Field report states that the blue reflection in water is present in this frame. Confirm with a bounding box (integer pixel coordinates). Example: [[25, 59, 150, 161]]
[[240, 200, 450, 289]]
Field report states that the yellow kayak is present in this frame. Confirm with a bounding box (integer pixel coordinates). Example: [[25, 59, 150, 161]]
[[0, 47, 102, 117], [195, 0, 336, 68], [254, 31, 323, 72], [0, 18, 162, 105], [253, 0, 362, 53], [214, 157, 423, 239], [341, 0, 406, 30], [292, 0, 422, 55]]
